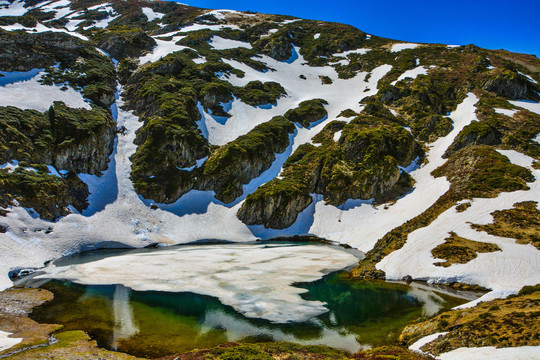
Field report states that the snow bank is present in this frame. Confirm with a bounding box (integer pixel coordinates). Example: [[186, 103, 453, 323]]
[[409, 332, 447, 352], [0, 70, 91, 112], [510, 100, 540, 115], [35, 243, 359, 323], [438, 346, 540, 360], [209, 36, 252, 50], [139, 34, 187, 64], [391, 66, 429, 85], [391, 43, 419, 52], [494, 108, 518, 117], [179, 23, 241, 33], [377, 149, 540, 292], [0, 331, 21, 352], [0, 0, 27, 17], [0, 22, 88, 40], [142, 7, 165, 21]]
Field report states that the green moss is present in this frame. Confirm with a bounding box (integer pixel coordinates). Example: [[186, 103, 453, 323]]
[[198, 117, 295, 203], [431, 232, 501, 267], [432, 146, 533, 198], [0, 167, 88, 221], [284, 99, 328, 127], [472, 201, 540, 250], [235, 81, 286, 106]]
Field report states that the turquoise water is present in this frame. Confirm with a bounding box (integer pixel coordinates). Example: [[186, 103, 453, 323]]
[[30, 269, 468, 358]]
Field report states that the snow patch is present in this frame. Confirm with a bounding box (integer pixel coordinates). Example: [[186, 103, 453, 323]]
[[391, 66, 429, 85], [494, 108, 518, 117], [139, 34, 187, 65], [409, 332, 448, 352], [209, 36, 252, 50], [438, 346, 540, 360], [0, 70, 91, 112], [377, 147, 540, 292], [0, 0, 27, 16], [142, 7, 165, 21], [0, 331, 22, 352], [391, 43, 419, 52]]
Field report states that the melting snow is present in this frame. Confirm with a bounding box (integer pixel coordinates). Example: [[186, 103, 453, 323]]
[[494, 108, 518, 117], [391, 43, 419, 52], [0, 331, 22, 352], [142, 7, 165, 21], [139, 34, 187, 65], [391, 66, 429, 85], [377, 148, 540, 295], [0, 70, 91, 112], [0, 0, 27, 16], [209, 36, 252, 50], [35, 243, 359, 323]]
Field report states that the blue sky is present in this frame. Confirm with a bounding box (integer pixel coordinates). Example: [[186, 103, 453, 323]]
[[173, 0, 540, 57]]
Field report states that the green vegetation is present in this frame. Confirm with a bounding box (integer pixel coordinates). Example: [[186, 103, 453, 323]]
[[432, 146, 533, 198], [198, 117, 295, 203], [89, 25, 157, 60], [472, 201, 540, 250], [283, 99, 328, 127], [238, 103, 421, 229], [176, 342, 350, 360], [0, 167, 88, 221], [235, 81, 286, 106], [399, 284, 540, 355], [0, 102, 115, 220], [431, 232, 501, 267]]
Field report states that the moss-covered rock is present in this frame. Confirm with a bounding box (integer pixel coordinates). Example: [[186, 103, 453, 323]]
[[432, 145, 533, 198], [237, 179, 313, 229], [444, 121, 502, 157], [238, 109, 421, 229], [284, 99, 328, 127], [91, 25, 157, 61], [0, 167, 88, 221], [198, 117, 295, 203], [399, 284, 540, 355], [482, 69, 539, 101], [235, 80, 287, 106]]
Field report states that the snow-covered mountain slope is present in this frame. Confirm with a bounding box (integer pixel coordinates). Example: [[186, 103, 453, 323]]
[[0, 0, 539, 325]]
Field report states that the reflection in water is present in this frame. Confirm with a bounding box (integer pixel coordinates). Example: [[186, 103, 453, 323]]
[[30, 273, 470, 358], [112, 285, 138, 349]]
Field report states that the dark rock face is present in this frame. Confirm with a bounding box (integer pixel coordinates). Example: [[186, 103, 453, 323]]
[[94, 27, 157, 60], [237, 187, 313, 229], [444, 121, 502, 158], [260, 35, 293, 61], [197, 117, 296, 203], [483, 72, 539, 101], [0, 30, 83, 71], [54, 124, 115, 175]]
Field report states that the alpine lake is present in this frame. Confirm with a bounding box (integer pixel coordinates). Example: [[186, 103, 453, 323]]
[[17, 242, 474, 358]]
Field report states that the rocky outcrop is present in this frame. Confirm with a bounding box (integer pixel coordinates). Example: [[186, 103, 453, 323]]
[[93, 26, 156, 61], [483, 70, 539, 101], [444, 121, 502, 158], [258, 34, 293, 61], [238, 111, 422, 229], [0, 30, 83, 71], [54, 124, 115, 175], [197, 117, 295, 203], [237, 184, 313, 229]]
